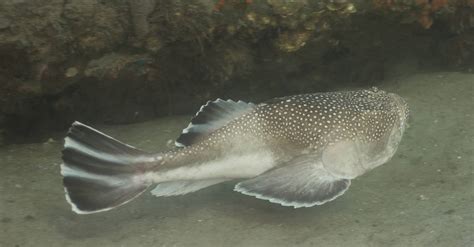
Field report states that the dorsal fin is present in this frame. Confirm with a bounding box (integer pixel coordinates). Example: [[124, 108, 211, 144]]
[[175, 99, 256, 147]]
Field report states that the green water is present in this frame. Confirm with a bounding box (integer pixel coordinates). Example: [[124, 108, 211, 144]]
[[0, 72, 473, 246]]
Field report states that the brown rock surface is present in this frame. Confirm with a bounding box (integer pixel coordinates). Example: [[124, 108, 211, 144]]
[[0, 0, 472, 144]]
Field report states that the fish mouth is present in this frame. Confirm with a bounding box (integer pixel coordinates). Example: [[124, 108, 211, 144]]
[[388, 93, 410, 131]]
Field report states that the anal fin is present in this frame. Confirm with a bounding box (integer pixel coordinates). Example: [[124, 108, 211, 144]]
[[151, 179, 229, 197], [234, 158, 350, 208]]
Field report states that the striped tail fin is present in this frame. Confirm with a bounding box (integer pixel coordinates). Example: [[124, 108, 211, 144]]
[[60, 121, 157, 214]]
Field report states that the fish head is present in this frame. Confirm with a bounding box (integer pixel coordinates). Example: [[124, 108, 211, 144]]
[[357, 89, 409, 170], [358, 88, 409, 135], [387, 91, 410, 135], [322, 89, 410, 179], [336, 88, 409, 143]]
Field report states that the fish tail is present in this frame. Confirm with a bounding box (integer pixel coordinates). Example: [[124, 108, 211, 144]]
[[60, 121, 156, 214]]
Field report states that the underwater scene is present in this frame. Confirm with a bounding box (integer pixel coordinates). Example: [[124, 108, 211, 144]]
[[0, 0, 473, 246]]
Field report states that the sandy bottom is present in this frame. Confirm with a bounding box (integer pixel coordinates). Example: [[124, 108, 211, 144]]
[[0, 72, 473, 247]]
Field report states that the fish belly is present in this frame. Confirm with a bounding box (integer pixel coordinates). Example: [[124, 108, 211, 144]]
[[147, 151, 276, 183]]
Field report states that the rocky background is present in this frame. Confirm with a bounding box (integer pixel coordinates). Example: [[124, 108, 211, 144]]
[[0, 0, 473, 144]]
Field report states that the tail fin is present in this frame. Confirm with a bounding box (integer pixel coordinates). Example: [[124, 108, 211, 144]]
[[60, 121, 156, 214]]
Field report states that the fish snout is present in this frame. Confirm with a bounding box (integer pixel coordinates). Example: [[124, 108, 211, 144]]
[[388, 93, 409, 131]]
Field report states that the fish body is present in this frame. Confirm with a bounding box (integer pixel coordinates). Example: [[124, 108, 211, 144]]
[[61, 88, 409, 214]]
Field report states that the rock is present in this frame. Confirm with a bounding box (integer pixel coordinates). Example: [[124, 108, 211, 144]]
[[129, 0, 157, 39], [0, 129, 4, 146], [0, 15, 11, 29], [144, 37, 163, 53], [84, 53, 150, 79], [63, 0, 97, 21], [63, 0, 126, 56], [275, 29, 312, 52], [0, 0, 473, 145], [65, 67, 79, 78], [267, 0, 308, 18]]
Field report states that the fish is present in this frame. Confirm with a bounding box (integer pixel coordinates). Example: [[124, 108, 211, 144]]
[[60, 87, 409, 214]]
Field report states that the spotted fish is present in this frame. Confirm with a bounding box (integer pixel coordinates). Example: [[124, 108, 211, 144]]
[[61, 88, 409, 214]]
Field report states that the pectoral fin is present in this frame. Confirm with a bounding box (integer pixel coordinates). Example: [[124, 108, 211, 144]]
[[234, 157, 350, 208]]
